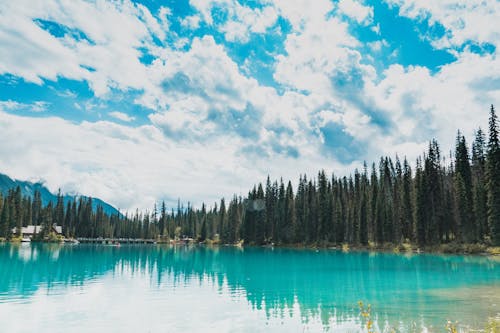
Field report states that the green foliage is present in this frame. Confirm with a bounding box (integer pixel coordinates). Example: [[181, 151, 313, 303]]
[[358, 301, 374, 333], [484, 316, 500, 333], [438, 243, 487, 254], [46, 231, 64, 243]]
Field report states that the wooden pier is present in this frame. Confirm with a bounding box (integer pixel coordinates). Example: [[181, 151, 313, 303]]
[[77, 237, 157, 244]]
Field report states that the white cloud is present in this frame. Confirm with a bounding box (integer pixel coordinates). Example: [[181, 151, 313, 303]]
[[337, 0, 373, 25], [189, 0, 278, 43], [180, 15, 201, 30], [273, 16, 361, 94], [141, 35, 326, 163], [364, 50, 500, 160], [0, 100, 49, 112], [109, 111, 135, 122], [1, 0, 499, 211], [272, 0, 334, 32], [0, 0, 162, 96], [0, 110, 346, 211], [385, 0, 500, 50], [220, 5, 278, 42]]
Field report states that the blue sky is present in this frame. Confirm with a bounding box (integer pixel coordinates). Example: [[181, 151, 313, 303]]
[[0, 0, 499, 211]]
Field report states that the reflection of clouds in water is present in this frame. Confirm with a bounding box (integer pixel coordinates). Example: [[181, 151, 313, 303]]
[[0, 272, 367, 333], [0, 244, 499, 332]]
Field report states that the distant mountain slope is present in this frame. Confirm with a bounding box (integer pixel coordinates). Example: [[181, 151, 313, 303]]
[[0, 172, 121, 216]]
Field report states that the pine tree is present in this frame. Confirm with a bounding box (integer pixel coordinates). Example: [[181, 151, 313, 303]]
[[0, 198, 10, 238], [294, 176, 306, 244], [32, 190, 42, 225], [401, 158, 413, 242], [393, 157, 404, 243], [317, 170, 330, 243], [472, 129, 488, 240], [265, 176, 276, 242], [283, 181, 296, 243], [369, 163, 378, 244], [200, 203, 207, 242], [359, 163, 369, 245], [454, 132, 475, 242], [424, 140, 444, 244], [255, 183, 266, 244], [13, 186, 23, 236], [487, 105, 500, 245], [219, 198, 227, 242], [414, 157, 426, 246], [159, 201, 167, 237], [54, 189, 65, 228]]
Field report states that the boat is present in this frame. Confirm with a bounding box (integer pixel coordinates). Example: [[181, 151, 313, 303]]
[[21, 237, 31, 243]]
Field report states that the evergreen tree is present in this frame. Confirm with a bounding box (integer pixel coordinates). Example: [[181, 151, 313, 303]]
[[454, 132, 475, 242], [255, 184, 266, 244], [219, 198, 227, 243], [401, 158, 413, 242], [359, 163, 369, 245], [200, 203, 207, 242], [472, 129, 488, 240], [487, 105, 500, 245], [369, 163, 378, 244], [54, 189, 65, 229], [317, 170, 330, 243], [159, 201, 167, 237], [32, 190, 42, 225], [265, 176, 276, 242], [0, 198, 10, 238], [282, 181, 295, 243], [414, 158, 426, 246]]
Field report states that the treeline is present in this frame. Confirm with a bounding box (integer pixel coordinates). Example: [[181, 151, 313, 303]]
[[0, 189, 141, 239], [164, 106, 500, 247], [1, 106, 499, 246]]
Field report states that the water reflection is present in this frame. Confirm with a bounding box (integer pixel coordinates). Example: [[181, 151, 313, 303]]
[[0, 243, 499, 332]]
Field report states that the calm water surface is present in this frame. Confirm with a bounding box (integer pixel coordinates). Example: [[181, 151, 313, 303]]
[[0, 244, 499, 332]]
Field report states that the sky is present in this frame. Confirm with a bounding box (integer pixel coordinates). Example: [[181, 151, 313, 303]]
[[0, 0, 499, 212]]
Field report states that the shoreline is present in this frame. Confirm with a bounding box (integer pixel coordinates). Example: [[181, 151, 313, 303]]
[[3, 237, 499, 256], [235, 242, 500, 256]]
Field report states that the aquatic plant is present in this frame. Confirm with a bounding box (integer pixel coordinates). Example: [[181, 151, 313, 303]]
[[358, 301, 374, 333]]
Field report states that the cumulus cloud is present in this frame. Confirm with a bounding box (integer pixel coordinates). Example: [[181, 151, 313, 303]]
[[0, 0, 499, 211], [385, 0, 500, 50], [0, 0, 164, 96], [109, 111, 135, 122], [361, 51, 500, 164], [0, 110, 345, 211], [337, 0, 373, 25], [180, 15, 201, 30], [189, 0, 278, 42]]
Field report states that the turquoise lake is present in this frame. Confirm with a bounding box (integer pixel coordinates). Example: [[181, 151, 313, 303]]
[[0, 244, 499, 332]]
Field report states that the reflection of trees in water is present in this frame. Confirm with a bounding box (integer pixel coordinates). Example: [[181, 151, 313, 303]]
[[1, 244, 499, 331]]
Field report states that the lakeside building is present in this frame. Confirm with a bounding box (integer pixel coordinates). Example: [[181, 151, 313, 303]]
[[11, 224, 63, 238]]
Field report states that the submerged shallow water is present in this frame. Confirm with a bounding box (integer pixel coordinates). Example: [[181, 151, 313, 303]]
[[0, 243, 498, 332]]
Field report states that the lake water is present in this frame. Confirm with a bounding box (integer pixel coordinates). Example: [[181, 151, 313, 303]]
[[0, 244, 499, 332]]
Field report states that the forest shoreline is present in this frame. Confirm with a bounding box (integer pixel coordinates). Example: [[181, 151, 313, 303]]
[[232, 241, 500, 256], [4, 237, 498, 257], [1, 106, 500, 251]]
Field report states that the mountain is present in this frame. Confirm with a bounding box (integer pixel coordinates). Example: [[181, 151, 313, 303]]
[[0, 172, 121, 216]]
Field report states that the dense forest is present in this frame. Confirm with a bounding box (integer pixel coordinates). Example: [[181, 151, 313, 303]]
[[1, 105, 499, 247]]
